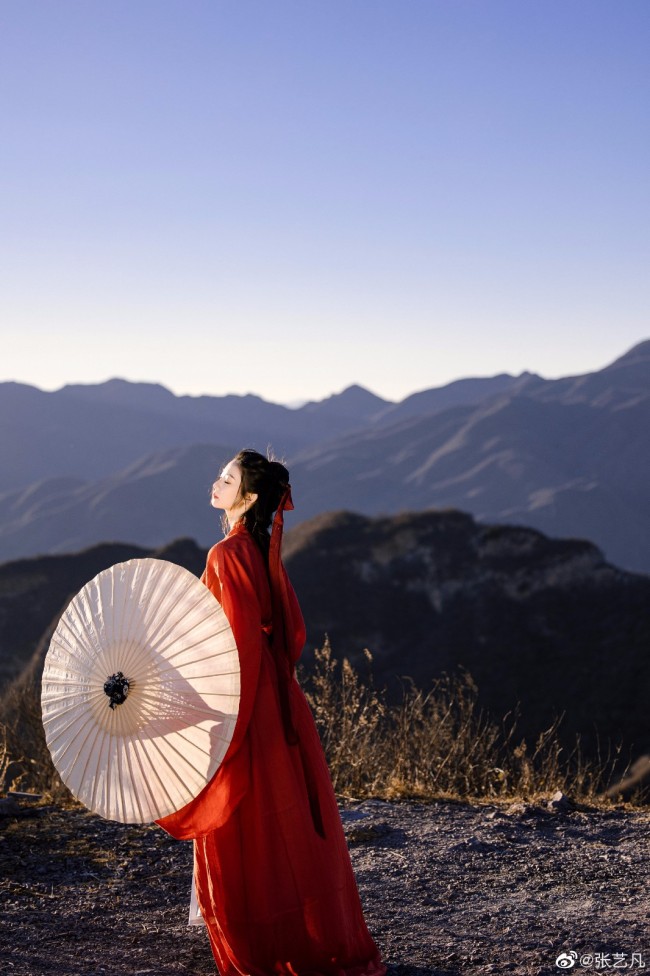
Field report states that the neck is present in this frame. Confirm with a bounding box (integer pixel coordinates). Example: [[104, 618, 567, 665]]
[[227, 496, 255, 529], [226, 508, 247, 530]]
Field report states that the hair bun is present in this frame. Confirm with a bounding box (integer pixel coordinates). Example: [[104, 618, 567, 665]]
[[268, 459, 289, 488]]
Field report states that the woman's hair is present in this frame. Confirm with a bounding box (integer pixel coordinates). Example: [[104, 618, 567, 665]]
[[227, 449, 290, 557]]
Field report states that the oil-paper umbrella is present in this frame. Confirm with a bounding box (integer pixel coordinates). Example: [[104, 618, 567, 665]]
[[41, 558, 240, 824]]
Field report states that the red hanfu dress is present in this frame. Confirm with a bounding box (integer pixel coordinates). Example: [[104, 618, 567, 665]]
[[157, 521, 385, 976]]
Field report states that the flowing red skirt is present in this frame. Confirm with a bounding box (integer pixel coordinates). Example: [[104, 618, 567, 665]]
[[193, 646, 385, 975]]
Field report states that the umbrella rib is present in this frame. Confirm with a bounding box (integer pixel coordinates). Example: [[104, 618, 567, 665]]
[[142, 571, 204, 649], [110, 707, 127, 823], [155, 725, 212, 760], [89, 722, 111, 816], [135, 693, 238, 722], [108, 562, 131, 690], [67, 719, 105, 803], [48, 620, 100, 670], [129, 734, 162, 822], [44, 706, 104, 754], [108, 560, 150, 680], [122, 733, 146, 823], [172, 721, 236, 756], [41, 675, 93, 688], [114, 708, 129, 823], [157, 636, 236, 666], [42, 687, 112, 715], [46, 627, 84, 662], [132, 729, 179, 815], [151, 722, 213, 770], [55, 609, 116, 677], [142, 589, 219, 660], [43, 686, 104, 702], [66, 598, 104, 662], [152, 616, 230, 662], [141, 656, 239, 684], [134, 691, 241, 715], [143, 719, 222, 782], [146, 648, 235, 677], [156, 656, 240, 675], [116, 702, 139, 821], [116, 561, 156, 679], [110, 562, 117, 663], [121, 564, 189, 666]]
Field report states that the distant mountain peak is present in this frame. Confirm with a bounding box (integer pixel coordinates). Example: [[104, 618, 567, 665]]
[[607, 339, 650, 369], [341, 382, 382, 395], [321, 383, 388, 403], [57, 377, 176, 402], [333, 383, 390, 405], [301, 384, 391, 421]]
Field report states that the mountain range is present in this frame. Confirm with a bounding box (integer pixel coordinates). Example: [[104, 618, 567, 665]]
[[1, 340, 649, 572]]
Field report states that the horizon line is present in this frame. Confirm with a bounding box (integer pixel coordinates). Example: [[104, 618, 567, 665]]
[[1, 337, 647, 407]]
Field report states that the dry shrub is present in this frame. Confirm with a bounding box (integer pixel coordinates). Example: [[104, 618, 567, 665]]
[[300, 640, 641, 806], [0, 672, 71, 801], [1, 636, 644, 807], [303, 643, 387, 796], [0, 723, 12, 788]]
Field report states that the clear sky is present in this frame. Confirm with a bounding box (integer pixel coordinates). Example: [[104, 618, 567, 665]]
[[1, 0, 648, 404]]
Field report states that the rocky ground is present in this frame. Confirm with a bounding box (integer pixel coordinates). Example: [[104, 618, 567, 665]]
[[1, 794, 648, 976]]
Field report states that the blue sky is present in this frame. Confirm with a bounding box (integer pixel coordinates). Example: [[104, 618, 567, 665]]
[[1, 0, 648, 403]]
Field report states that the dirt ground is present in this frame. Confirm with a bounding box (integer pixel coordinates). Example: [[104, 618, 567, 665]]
[[1, 794, 648, 976]]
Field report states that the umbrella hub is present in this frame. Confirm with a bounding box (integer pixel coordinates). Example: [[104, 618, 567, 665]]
[[104, 672, 130, 710]]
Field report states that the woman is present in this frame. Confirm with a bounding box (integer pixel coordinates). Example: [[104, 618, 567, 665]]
[[157, 449, 385, 976]]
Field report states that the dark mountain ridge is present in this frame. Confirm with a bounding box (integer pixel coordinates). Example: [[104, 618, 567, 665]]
[[287, 510, 650, 758], [1, 510, 648, 766]]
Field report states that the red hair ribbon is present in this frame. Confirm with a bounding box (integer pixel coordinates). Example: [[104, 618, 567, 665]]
[[268, 486, 325, 837], [268, 486, 298, 744]]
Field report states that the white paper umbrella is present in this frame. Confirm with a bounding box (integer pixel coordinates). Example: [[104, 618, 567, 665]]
[[41, 558, 240, 824]]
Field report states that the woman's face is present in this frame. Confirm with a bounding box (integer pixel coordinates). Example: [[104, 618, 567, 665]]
[[211, 460, 244, 514]]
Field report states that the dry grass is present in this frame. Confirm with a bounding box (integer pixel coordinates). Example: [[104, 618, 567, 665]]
[[1, 639, 647, 808], [300, 640, 647, 807], [0, 673, 72, 801], [0, 724, 11, 788]]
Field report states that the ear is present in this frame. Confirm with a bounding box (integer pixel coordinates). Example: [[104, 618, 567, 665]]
[[245, 492, 258, 507]]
